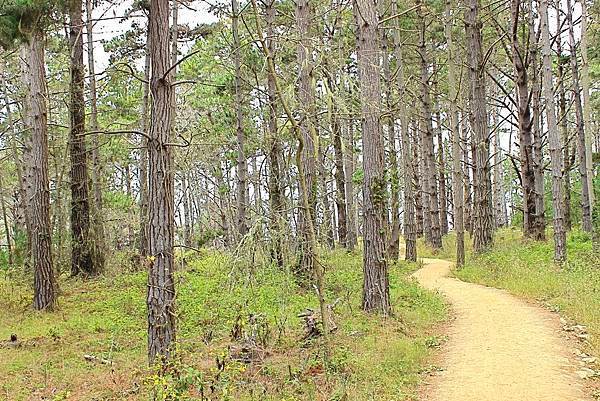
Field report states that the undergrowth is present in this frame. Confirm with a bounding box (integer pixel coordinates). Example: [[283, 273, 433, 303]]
[[0, 248, 446, 400]]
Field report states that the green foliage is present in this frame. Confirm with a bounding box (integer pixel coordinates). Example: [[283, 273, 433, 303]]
[[0, 249, 446, 400]]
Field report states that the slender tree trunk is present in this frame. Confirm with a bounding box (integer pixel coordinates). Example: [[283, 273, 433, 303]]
[[417, 1, 442, 249], [319, 143, 335, 249], [232, 0, 248, 237], [85, 0, 106, 271], [462, 114, 473, 234], [265, 0, 284, 267], [182, 173, 192, 247], [0, 173, 13, 266], [556, 4, 572, 231], [511, 0, 544, 240], [392, 4, 416, 261], [580, 0, 594, 216], [139, 39, 151, 257], [465, 0, 494, 252], [540, 0, 566, 261], [344, 121, 358, 249], [436, 107, 449, 236], [528, 0, 546, 236], [147, 0, 176, 365], [22, 35, 57, 310], [445, 0, 464, 267], [566, 0, 592, 232], [354, 0, 390, 314], [69, 0, 96, 276], [380, 11, 400, 259], [295, 0, 318, 278], [413, 128, 424, 238]]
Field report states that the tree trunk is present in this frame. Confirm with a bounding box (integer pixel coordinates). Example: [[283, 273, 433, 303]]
[[580, 0, 594, 217], [380, 10, 400, 259], [85, 0, 106, 271], [344, 121, 358, 249], [540, 0, 566, 261], [445, 0, 464, 267], [413, 127, 424, 238], [265, 0, 284, 267], [417, 1, 442, 249], [354, 0, 390, 315], [69, 0, 96, 276], [139, 37, 151, 257], [436, 106, 449, 236], [391, 3, 416, 261], [319, 143, 335, 249], [147, 0, 176, 365], [465, 0, 494, 252], [295, 0, 318, 278], [556, 5, 572, 231], [232, 0, 248, 237], [566, 0, 592, 232], [22, 36, 57, 310], [528, 0, 546, 236], [0, 173, 13, 266], [511, 0, 544, 241]]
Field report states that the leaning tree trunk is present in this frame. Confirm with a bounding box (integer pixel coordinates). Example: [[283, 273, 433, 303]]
[[354, 0, 390, 315], [445, 0, 465, 267], [392, 1, 416, 261], [85, 0, 106, 271], [69, 0, 96, 276], [295, 0, 318, 278], [511, 0, 544, 241], [566, 0, 592, 232], [147, 0, 176, 365], [465, 0, 494, 252], [22, 35, 57, 310], [232, 0, 248, 237], [540, 0, 566, 261]]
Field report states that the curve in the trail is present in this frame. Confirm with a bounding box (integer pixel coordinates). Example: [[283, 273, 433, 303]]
[[413, 258, 591, 401]]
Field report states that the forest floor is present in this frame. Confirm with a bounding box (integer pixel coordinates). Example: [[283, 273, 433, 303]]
[[0, 249, 446, 400], [414, 257, 593, 400]]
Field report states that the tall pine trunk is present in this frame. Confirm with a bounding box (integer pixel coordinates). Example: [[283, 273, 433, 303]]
[[22, 35, 57, 310], [540, 0, 566, 261], [354, 0, 390, 314], [465, 0, 494, 252], [565, 0, 592, 232], [147, 0, 176, 364], [69, 0, 96, 276]]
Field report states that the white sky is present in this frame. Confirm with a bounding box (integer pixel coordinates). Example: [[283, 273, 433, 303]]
[[90, 0, 220, 71]]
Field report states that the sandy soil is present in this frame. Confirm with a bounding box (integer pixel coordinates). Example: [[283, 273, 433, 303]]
[[413, 257, 591, 401]]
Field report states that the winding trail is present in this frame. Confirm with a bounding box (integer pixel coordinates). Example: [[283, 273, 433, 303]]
[[413, 258, 590, 401]]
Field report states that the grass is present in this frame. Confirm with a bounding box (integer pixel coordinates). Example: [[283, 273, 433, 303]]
[[419, 227, 600, 355], [0, 248, 446, 401]]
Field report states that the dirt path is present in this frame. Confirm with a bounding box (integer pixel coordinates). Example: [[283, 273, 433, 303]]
[[413, 258, 590, 401]]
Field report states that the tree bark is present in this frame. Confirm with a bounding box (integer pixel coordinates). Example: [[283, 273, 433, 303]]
[[445, 0, 464, 267], [417, 1, 442, 250], [147, 0, 176, 365], [295, 0, 318, 278], [565, 0, 592, 232], [69, 0, 96, 276], [511, 0, 544, 240], [139, 35, 151, 257], [265, 0, 284, 267], [354, 0, 390, 315], [540, 0, 566, 261], [22, 36, 57, 310], [556, 3, 572, 231], [465, 0, 494, 252], [580, 0, 594, 217], [392, 2, 416, 261], [85, 0, 106, 271], [232, 0, 248, 237], [380, 7, 400, 259]]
